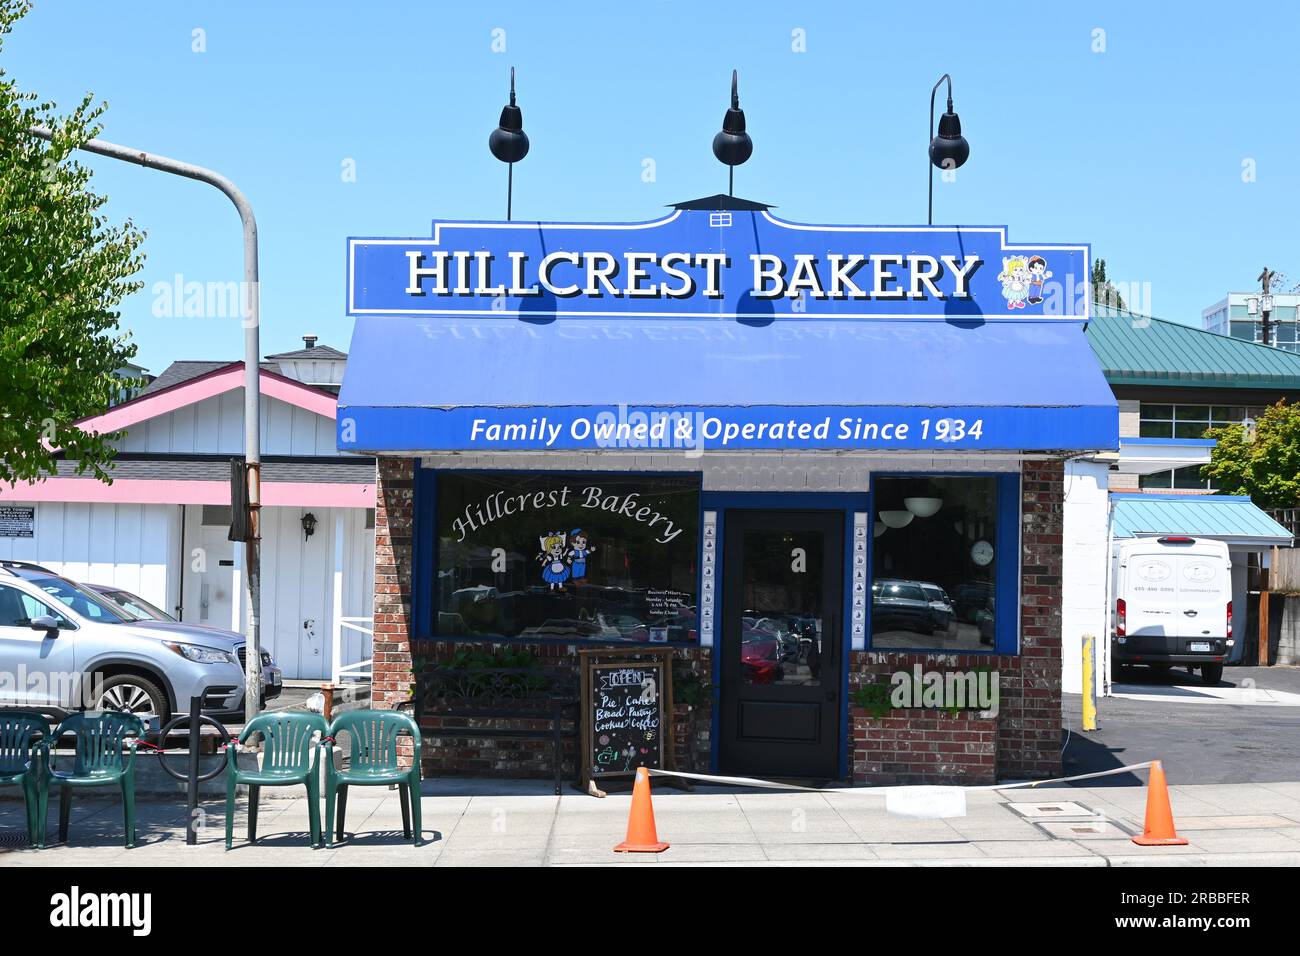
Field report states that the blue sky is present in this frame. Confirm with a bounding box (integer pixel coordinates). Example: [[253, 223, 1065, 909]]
[[7, 0, 1298, 372]]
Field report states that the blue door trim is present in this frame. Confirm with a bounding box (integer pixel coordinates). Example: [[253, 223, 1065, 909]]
[[702, 491, 869, 782]]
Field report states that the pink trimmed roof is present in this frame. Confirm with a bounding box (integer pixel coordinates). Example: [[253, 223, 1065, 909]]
[[79, 363, 337, 436]]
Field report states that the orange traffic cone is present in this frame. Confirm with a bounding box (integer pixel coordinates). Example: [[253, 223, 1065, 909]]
[[614, 767, 670, 853], [1131, 760, 1189, 846]]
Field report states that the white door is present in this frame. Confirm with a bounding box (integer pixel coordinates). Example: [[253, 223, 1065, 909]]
[[1174, 552, 1229, 639], [1123, 550, 1178, 638], [185, 507, 241, 633]]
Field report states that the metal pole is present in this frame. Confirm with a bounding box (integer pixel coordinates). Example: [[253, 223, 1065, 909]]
[[1081, 634, 1098, 731], [928, 75, 951, 226], [186, 695, 201, 845], [28, 127, 263, 724]]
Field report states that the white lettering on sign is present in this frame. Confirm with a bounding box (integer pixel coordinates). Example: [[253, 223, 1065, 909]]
[[401, 250, 984, 301]]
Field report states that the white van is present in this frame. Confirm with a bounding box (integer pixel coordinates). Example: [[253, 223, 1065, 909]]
[[1112, 536, 1233, 685]]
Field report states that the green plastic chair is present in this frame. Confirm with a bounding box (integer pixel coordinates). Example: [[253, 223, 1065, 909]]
[[322, 710, 423, 847], [0, 711, 51, 847], [225, 711, 327, 850], [41, 711, 144, 848]]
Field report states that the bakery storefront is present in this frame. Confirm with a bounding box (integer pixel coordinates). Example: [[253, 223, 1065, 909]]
[[339, 197, 1117, 785]]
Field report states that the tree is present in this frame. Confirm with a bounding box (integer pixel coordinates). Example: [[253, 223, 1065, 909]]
[[1202, 401, 1300, 508], [1090, 258, 1127, 310], [0, 0, 145, 485]]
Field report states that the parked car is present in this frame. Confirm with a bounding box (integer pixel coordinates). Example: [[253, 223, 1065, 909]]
[[740, 627, 784, 684], [0, 561, 277, 723], [872, 579, 945, 635], [87, 583, 282, 701], [1112, 536, 1232, 685], [916, 582, 954, 632]]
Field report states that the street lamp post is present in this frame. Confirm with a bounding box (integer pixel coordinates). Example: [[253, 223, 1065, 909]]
[[928, 74, 970, 225], [29, 127, 264, 725]]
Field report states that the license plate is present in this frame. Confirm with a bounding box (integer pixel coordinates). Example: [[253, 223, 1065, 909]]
[[1189, 642, 1211, 652]]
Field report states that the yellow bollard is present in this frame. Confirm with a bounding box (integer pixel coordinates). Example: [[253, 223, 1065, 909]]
[[1082, 633, 1098, 731]]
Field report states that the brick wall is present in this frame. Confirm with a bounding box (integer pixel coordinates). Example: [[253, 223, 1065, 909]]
[[411, 641, 712, 780], [851, 708, 997, 785], [372, 458, 417, 714]]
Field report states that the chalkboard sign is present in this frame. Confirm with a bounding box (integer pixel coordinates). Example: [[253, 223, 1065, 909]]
[[579, 648, 673, 786]]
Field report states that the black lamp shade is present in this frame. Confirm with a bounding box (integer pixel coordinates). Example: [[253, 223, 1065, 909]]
[[712, 70, 753, 167], [489, 70, 529, 164], [929, 109, 969, 170]]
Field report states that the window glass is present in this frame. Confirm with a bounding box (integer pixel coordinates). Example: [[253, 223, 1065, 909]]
[[1139, 421, 1172, 439], [434, 473, 699, 642], [1174, 406, 1209, 422], [871, 476, 999, 651], [29, 576, 125, 622], [1141, 404, 1173, 421], [0, 585, 71, 628], [1174, 421, 1210, 439], [1173, 465, 1211, 490], [1140, 471, 1173, 489]]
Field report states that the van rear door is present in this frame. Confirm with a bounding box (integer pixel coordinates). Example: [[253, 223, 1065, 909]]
[[1174, 551, 1227, 640], [1124, 550, 1178, 638]]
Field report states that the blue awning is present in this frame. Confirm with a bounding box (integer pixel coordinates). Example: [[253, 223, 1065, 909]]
[[337, 317, 1118, 454], [1111, 494, 1293, 547]]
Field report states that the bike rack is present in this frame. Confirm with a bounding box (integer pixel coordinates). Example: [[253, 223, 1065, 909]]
[[155, 696, 231, 846]]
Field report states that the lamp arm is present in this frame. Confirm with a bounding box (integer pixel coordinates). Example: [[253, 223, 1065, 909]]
[[928, 74, 952, 226]]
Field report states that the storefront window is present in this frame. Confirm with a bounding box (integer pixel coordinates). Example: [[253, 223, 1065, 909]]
[[433, 472, 700, 642], [870, 476, 999, 651]]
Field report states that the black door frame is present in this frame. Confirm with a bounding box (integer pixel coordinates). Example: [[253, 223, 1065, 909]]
[[716, 507, 847, 781]]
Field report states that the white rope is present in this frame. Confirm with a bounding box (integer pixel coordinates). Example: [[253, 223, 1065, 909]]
[[646, 760, 1156, 797]]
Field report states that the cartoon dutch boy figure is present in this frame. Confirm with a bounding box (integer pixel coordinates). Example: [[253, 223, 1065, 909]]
[[1026, 256, 1051, 305], [567, 528, 595, 582], [537, 531, 570, 590]]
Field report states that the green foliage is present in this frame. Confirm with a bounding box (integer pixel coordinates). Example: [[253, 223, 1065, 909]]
[[446, 645, 545, 697], [671, 660, 713, 708], [1090, 258, 1127, 311], [850, 681, 892, 719], [1203, 401, 1300, 508], [0, 0, 145, 484]]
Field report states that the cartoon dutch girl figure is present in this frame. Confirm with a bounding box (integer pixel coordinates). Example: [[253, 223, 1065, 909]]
[[567, 529, 595, 582], [998, 256, 1032, 310], [538, 531, 570, 590], [1026, 256, 1052, 305]]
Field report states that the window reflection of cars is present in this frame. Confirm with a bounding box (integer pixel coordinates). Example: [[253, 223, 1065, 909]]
[[747, 615, 800, 662], [872, 579, 945, 635], [740, 628, 784, 684], [955, 581, 995, 624], [917, 583, 954, 631]]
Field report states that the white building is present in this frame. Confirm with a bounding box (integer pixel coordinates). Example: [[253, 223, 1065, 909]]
[[0, 339, 375, 681], [1203, 291, 1300, 352]]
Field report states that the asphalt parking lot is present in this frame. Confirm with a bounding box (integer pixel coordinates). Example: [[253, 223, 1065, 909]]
[[1062, 666, 1300, 786]]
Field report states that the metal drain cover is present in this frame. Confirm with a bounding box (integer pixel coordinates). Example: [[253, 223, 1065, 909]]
[[1005, 801, 1094, 819]]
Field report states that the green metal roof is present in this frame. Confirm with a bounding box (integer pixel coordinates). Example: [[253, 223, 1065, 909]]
[[1086, 305, 1300, 390], [1111, 493, 1292, 546]]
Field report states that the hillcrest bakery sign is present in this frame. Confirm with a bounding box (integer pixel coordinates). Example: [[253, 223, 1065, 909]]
[[346, 203, 1090, 321]]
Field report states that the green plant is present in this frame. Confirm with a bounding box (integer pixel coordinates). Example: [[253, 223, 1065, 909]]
[[850, 681, 892, 719], [672, 661, 713, 709]]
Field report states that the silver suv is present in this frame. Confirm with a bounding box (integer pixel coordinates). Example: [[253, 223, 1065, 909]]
[[0, 561, 280, 723]]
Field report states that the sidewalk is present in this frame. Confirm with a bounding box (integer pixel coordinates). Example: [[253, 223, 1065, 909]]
[[4, 777, 1300, 867]]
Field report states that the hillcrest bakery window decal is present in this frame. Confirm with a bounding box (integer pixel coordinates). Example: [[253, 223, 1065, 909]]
[[434, 473, 700, 643]]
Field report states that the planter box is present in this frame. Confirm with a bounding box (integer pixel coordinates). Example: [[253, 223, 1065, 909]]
[[850, 706, 997, 786]]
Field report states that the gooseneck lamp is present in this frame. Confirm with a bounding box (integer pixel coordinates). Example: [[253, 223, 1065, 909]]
[[712, 70, 753, 197], [928, 74, 970, 225], [488, 67, 530, 220]]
